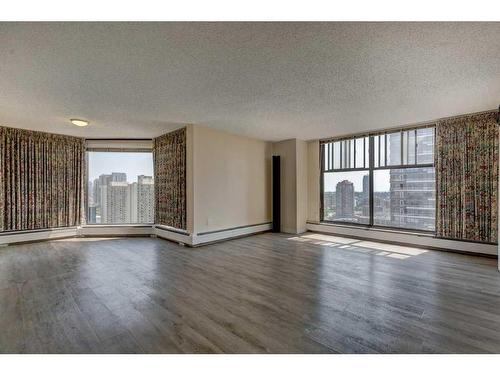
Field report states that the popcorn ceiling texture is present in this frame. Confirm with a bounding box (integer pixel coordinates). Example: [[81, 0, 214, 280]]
[[0, 22, 499, 141]]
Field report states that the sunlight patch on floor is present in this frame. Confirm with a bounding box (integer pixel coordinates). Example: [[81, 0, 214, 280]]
[[355, 240, 428, 256], [287, 233, 428, 260]]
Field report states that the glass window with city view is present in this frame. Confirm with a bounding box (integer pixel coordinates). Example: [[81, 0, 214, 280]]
[[321, 126, 436, 232], [322, 136, 370, 224], [87, 152, 154, 224]]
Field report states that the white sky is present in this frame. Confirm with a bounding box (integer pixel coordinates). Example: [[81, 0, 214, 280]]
[[88, 152, 153, 183]]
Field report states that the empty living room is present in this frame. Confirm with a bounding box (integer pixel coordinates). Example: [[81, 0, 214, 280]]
[[1, 1, 500, 374]]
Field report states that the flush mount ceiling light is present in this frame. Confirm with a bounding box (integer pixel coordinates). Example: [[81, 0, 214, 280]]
[[70, 119, 89, 127]]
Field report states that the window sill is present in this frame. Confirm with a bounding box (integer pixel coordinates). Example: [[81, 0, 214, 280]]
[[82, 224, 154, 228]]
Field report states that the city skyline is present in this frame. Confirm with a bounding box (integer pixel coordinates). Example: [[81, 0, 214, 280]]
[[88, 170, 155, 224], [324, 169, 392, 192], [88, 152, 154, 183]]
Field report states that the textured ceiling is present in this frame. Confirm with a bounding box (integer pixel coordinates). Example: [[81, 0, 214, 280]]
[[0, 22, 499, 141]]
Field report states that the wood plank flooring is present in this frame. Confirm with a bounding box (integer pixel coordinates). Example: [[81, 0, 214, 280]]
[[1, 232, 500, 353]]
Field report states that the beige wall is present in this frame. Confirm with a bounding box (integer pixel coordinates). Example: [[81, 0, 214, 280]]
[[272, 138, 308, 234], [192, 125, 272, 234], [296, 140, 308, 233], [307, 140, 320, 223], [273, 139, 297, 234]]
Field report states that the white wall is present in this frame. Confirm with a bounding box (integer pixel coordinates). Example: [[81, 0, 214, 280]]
[[192, 125, 272, 234]]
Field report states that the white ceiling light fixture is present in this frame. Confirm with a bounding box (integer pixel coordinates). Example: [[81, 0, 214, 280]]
[[70, 119, 89, 127]]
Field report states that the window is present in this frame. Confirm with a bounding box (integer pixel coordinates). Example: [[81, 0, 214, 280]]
[[373, 168, 435, 231], [323, 171, 370, 224], [321, 136, 370, 224], [321, 126, 435, 232], [87, 151, 154, 224]]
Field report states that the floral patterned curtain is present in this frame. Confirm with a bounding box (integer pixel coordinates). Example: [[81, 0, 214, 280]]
[[436, 111, 498, 243], [153, 128, 186, 230], [0, 126, 85, 232]]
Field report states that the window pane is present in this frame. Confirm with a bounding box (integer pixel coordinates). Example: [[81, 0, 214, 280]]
[[365, 137, 370, 168], [327, 143, 332, 170], [379, 135, 386, 167], [373, 167, 435, 231], [355, 138, 364, 168], [333, 141, 341, 169], [417, 128, 435, 164], [374, 135, 379, 168], [341, 140, 349, 168], [323, 171, 370, 224], [402, 130, 415, 164], [407, 130, 416, 164], [87, 152, 154, 224], [322, 143, 329, 170], [386, 132, 401, 165], [350, 139, 355, 168]]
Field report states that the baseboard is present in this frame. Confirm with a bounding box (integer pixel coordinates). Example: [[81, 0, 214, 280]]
[[306, 222, 498, 256], [0, 227, 79, 246], [0, 223, 272, 248], [79, 225, 153, 237], [192, 222, 272, 246], [154, 225, 193, 245]]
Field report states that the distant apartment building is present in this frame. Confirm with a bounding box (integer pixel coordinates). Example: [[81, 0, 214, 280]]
[[87, 205, 97, 223], [128, 182, 138, 223], [335, 180, 354, 219], [362, 174, 370, 217], [89, 173, 154, 224], [323, 191, 335, 220], [88, 181, 94, 206], [137, 175, 154, 223], [102, 181, 130, 223], [111, 172, 127, 182]]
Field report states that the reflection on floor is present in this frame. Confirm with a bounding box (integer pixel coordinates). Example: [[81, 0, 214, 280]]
[[288, 233, 428, 259]]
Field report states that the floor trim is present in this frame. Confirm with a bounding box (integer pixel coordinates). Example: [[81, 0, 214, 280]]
[[0, 227, 79, 246], [192, 223, 272, 246]]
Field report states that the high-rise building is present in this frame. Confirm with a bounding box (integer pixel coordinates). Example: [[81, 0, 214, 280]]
[[87, 206, 97, 223], [111, 172, 127, 182], [88, 180, 94, 206], [128, 182, 138, 223], [92, 178, 100, 207], [362, 174, 370, 217], [323, 191, 335, 220], [137, 175, 154, 223], [103, 181, 130, 223], [91, 173, 154, 224], [336, 180, 354, 219]]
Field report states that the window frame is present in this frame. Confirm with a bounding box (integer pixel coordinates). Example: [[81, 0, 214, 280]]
[[84, 140, 155, 226], [320, 125, 436, 233]]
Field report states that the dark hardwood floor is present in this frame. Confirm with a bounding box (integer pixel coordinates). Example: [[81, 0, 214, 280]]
[[1, 232, 500, 353]]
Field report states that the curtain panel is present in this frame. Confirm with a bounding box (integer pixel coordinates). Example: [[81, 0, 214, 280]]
[[0, 126, 85, 232], [153, 128, 187, 230], [436, 111, 498, 243]]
